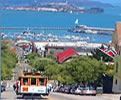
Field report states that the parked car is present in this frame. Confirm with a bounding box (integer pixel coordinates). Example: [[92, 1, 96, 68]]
[[64, 85, 71, 94], [96, 86, 103, 94], [74, 86, 84, 95], [58, 86, 64, 92], [83, 86, 96, 96], [53, 86, 60, 92], [1, 85, 6, 92], [70, 85, 78, 94]]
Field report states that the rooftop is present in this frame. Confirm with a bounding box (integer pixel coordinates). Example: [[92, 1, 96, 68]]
[[56, 48, 78, 63]]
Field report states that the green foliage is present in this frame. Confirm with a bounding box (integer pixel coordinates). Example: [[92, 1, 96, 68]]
[[1, 41, 17, 80], [58, 56, 106, 84], [105, 64, 115, 77], [26, 52, 41, 67], [27, 52, 59, 79], [26, 52, 107, 85], [92, 48, 115, 77]]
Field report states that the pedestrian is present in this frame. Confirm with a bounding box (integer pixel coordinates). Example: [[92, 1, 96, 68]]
[[15, 81, 19, 94], [13, 84, 16, 91]]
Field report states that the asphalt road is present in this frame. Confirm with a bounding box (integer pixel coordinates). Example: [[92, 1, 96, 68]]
[[1, 83, 121, 100], [49, 92, 121, 100]]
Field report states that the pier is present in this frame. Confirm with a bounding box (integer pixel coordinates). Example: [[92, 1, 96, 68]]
[[69, 25, 115, 34], [87, 27, 114, 31]]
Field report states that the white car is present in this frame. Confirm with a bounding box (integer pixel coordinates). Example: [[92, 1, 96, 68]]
[[83, 86, 96, 96], [74, 86, 83, 95]]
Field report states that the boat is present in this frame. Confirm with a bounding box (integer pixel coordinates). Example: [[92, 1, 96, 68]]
[[75, 19, 79, 25], [85, 29, 98, 34], [70, 10, 73, 14]]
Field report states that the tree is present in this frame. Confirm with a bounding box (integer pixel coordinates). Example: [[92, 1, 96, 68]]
[[1, 40, 17, 80], [105, 64, 115, 77], [27, 52, 60, 79], [26, 52, 107, 85], [92, 48, 115, 77], [59, 56, 106, 85], [26, 52, 41, 67]]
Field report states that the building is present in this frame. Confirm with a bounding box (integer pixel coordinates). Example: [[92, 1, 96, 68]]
[[112, 22, 121, 93], [34, 42, 48, 57], [56, 48, 78, 63], [45, 42, 101, 56]]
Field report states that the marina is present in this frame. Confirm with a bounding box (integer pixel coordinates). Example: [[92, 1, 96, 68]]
[[0, 26, 114, 35], [1, 7, 120, 44], [0, 27, 71, 30], [1, 26, 112, 43], [0, 30, 91, 42]]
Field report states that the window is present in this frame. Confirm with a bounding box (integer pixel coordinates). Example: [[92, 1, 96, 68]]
[[31, 78, 36, 85], [39, 78, 45, 85], [23, 78, 28, 85], [115, 79, 117, 85], [116, 62, 118, 73]]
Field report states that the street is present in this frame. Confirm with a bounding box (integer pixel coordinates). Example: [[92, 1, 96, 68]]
[[1, 82, 121, 100], [1, 46, 120, 100]]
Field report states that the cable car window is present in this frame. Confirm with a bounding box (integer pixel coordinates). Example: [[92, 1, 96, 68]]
[[23, 78, 28, 85], [31, 78, 36, 85], [39, 78, 45, 85]]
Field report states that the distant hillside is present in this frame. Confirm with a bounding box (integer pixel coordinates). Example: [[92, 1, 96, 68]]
[[68, 0, 113, 8], [0, 0, 62, 7], [0, 0, 113, 7]]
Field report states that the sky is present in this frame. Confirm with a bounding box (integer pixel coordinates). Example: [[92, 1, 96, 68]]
[[93, 0, 121, 6]]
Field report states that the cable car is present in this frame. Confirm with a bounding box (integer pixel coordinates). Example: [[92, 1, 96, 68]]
[[16, 71, 49, 98]]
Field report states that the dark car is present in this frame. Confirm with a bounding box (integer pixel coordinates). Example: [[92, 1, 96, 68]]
[[59, 86, 65, 93], [1, 85, 6, 92], [64, 85, 71, 94], [70, 85, 78, 94]]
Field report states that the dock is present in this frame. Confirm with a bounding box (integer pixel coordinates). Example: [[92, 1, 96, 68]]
[[69, 25, 115, 35]]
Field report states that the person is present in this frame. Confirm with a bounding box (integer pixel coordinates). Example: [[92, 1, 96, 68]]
[[47, 84, 52, 93], [15, 81, 19, 94], [13, 84, 16, 91]]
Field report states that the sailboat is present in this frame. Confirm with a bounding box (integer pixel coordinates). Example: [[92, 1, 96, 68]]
[[70, 10, 73, 14], [27, 27, 30, 32], [75, 19, 79, 25]]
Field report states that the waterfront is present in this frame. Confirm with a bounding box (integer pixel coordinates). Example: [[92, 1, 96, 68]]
[[1, 29, 112, 43], [0, 6, 121, 43]]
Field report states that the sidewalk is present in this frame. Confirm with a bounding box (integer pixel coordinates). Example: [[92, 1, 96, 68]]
[[1, 87, 17, 100], [101, 94, 121, 100]]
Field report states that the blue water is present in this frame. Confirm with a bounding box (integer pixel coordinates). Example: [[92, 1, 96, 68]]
[[0, 7, 121, 43]]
